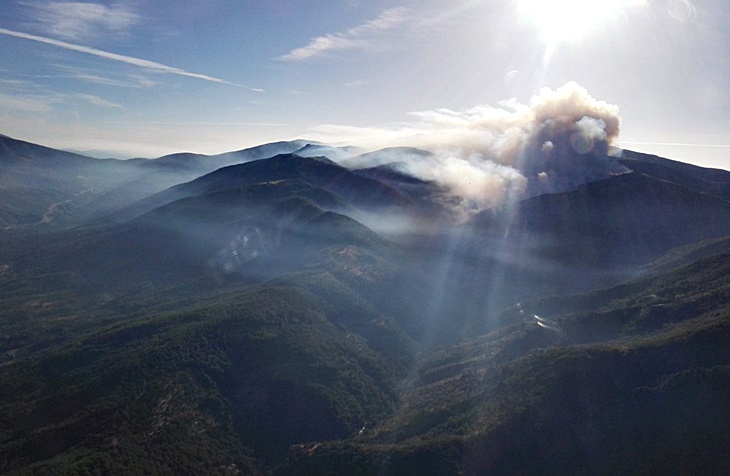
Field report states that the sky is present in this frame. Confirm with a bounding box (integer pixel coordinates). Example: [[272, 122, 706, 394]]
[[0, 0, 729, 170]]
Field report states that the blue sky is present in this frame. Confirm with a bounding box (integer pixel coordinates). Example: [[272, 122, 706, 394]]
[[0, 0, 728, 170]]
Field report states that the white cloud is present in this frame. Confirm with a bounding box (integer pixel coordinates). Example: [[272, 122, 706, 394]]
[[277, 7, 410, 61], [28, 1, 140, 41]]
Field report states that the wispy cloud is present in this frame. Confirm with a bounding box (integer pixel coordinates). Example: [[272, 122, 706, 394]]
[[28, 1, 140, 41], [0, 78, 30, 85], [0, 92, 53, 113], [0, 90, 123, 112], [5, 71, 148, 88], [276, 7, 410, 61], [73, 93, 123, 109], [52, 65, 159, 88], [0, 27, 250, 87], [70, 72, 157, 88]]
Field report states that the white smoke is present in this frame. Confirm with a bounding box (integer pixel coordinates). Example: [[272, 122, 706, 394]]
[[397, 153, 527, 218], [320, 82, 629, 219], [408, 82, 627, 200], [317, 82, 629, 219]]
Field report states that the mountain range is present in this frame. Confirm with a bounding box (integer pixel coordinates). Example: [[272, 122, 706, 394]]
[[0, 134, 728, 475]]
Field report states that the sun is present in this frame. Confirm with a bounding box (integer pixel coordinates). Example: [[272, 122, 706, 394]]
[[520, 0, 644, 45]]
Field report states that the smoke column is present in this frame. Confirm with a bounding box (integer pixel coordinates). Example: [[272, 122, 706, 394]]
[[355, 82, 630, 219]]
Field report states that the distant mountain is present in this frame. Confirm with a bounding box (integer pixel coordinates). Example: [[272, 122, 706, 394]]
[[87, 140, 322, 219], [0, 135, 324, 228], [135, 139, 316, 175], [0, 183, 384, 292], [63, 148, 140, 160]]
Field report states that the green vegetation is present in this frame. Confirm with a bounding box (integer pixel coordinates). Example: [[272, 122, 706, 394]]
[[278, 248, 730, 475], [3, 233, 728, 474], [0, 267, 413, 473], [2, 137, 729, 474]]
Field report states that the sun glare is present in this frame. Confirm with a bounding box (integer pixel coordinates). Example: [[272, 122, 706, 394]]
[[520, 0, 644, 45]]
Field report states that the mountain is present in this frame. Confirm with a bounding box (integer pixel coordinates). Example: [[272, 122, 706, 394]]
[[111, 153, 420, 224], [0, 136, 729, 474], [0, 135, 321, 228]]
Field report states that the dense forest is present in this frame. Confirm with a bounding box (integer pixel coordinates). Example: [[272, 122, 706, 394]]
[[1, 135, 729, 474]]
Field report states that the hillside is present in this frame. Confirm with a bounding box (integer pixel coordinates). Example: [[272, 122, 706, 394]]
[[281, 249, 730, 475], [0, 136, 728, 474]]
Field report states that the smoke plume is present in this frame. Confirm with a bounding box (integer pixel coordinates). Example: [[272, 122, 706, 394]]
[[347, 82, 629, 219]]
